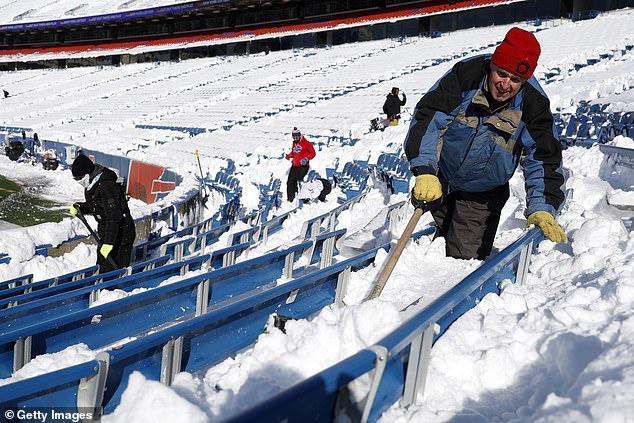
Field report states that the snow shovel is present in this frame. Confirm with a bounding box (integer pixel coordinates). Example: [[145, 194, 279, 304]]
[[74, 208, 120, 270], [195, 149, 210, 207], [365, 197, 440, 301]]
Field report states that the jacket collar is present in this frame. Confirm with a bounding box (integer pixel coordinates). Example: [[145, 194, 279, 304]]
[[86, 165, 104, 191], [471, 74, 523, 133]]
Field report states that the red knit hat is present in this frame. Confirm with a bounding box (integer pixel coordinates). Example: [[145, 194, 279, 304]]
[[491, 27, 541, 79]]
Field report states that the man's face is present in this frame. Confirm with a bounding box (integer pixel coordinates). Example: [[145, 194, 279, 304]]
[[488, 63, 526, 102]]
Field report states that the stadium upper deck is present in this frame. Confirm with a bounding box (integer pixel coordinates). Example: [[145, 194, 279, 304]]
[[0, 0, 629, 69]]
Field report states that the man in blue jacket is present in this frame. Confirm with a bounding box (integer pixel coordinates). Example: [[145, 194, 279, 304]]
[[404, 27, 566, 260]]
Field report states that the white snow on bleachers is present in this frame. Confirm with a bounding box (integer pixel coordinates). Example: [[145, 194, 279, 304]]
[[0, 0, 182, 24]]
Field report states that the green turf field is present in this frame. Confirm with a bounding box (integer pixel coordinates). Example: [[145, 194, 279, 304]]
[[0, 174, 68, 227], [0, 174, 20, 200]]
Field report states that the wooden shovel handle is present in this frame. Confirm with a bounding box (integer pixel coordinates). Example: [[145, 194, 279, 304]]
[[365, 207, 425, 300]]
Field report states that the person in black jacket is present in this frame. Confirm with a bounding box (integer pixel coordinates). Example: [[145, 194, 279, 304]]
[[405, 27, 566, 260], [382, 87, 407, 126], [69, 154, 136, 273]]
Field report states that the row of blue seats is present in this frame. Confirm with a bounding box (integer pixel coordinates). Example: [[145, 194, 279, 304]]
[[207, 170, 244, 223], [0, 232, 343, 412], [212, 170, 240, 193], [133, 175, 268, 263], [373, 153, 410, 194], [0, 256, 169, 309], [134, 124, 207, 136], [329, 155, 410, 199], [132, 207, 232, 262], [0, 230, 346, 393], [2, 197, 292, 330], [332, 161, 370, 200], [225, 190, 365, 255], [161, 172, 286, 259], [0, 225, 431, 416], [0, 218, 326, 331], [228, 228, 546, 423], [555, 109, 634, 147], [0, 255, 202, 336], [376, 153, 407, 175], [160, 207, 265, 261], [295, 193, 366, 241], [1, 225, 544, 422], [1, 172, 272, 303], [258, 177, 283, 222], [225, 208, 295, 248], [13, 192, 357, 348], [575, 101, 610, 116], [1, 266, 97, 294]]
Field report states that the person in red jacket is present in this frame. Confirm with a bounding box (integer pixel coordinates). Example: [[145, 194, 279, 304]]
[[285, 127, 316, 202]]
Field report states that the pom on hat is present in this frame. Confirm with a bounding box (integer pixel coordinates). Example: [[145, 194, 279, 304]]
[[292, 127, 301, 138], [72, 154, 95, 178], [491, 27, 541, 79]]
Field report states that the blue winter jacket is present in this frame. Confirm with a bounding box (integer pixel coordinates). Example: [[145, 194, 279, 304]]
[[404, 55, 564, 216]]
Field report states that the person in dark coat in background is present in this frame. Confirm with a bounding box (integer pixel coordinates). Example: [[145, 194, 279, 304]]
[[285, 127, 316, 202], [383, 87, 407, 126], [405, 27, 566, 261], [69, 154, 136, 273], [3, 90, 8, 98]]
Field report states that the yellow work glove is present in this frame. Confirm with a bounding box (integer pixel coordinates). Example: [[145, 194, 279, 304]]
[[69, 203, 80, 215], [100, 244, 114, 258], [527, 211, 567, 243], [412, 174, 443, 202]]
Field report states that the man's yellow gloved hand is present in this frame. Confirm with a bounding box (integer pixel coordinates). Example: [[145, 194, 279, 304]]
[[69, 203, 79, 215], [412, 174, 442, 202], [527, 211, 567, 243], [100, 244, 114, 258]]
